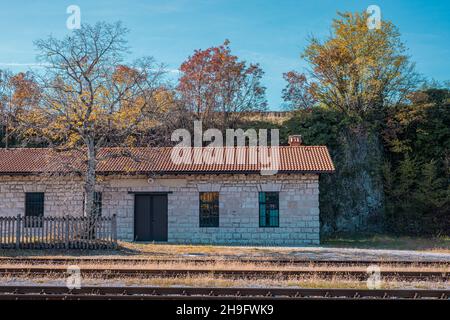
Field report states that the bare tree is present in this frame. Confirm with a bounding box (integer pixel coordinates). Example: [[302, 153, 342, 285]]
[[25, 21, 167, 217]]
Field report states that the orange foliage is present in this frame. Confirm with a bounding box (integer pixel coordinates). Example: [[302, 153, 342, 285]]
[[177, 40, 266, 121], [9, 72, 40, 108]]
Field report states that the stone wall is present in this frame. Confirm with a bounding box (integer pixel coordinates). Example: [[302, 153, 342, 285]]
[[0, 175, 85, 217], [0, 173, 320, 245]]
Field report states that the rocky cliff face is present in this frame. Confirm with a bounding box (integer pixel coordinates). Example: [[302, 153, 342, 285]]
[[320, 127, 385, 235]]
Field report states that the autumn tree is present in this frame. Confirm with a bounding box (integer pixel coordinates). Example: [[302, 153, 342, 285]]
[[281, 12, 421, 234], [25, 22, 167, 217], [0, 71, 39, 148], [283, 12, 419, 119], [177, 40, 267, 131], [282, 71, 316, 110], [0, 70, 13, 147]]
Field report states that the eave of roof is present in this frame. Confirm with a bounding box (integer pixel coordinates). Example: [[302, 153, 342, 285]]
[[0, 146, 335, 175]]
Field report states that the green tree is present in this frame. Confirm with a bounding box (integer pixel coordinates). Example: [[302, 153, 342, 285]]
[[281, 11, 421, 234], [383, 87, 450, 235]]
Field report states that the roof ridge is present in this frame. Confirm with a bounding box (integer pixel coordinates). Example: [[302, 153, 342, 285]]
[[1, 145, 328, 151]]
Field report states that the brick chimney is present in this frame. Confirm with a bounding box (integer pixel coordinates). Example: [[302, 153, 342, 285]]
[[288, 135, 302, 146]]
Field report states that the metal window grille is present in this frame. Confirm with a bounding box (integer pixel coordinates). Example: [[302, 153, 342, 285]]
[[199, 192, 219, 227], [259, 192, 279, 227]]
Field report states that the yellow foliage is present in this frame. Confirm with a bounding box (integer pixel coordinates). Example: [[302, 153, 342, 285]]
[[301, 11, 414, 117]]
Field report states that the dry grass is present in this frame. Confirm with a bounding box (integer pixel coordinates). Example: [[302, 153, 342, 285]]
[[0, 242, 279, 259], [120, 242, 282, 257], [0, 261, 447, 291], [0, 273, 448, 290], [0, 260, 447, 272], [324, 235, 450, 253]]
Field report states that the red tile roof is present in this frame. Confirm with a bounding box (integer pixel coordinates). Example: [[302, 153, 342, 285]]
[[0, 147, 335, 175]]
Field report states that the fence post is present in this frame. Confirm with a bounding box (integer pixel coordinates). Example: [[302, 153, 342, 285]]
[[65, 215, 69, 249], [15, 215, 21, 249], [112, 214, 117, 249]]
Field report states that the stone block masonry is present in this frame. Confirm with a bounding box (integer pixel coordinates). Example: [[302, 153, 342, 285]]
[[0, 173, 320, 246]]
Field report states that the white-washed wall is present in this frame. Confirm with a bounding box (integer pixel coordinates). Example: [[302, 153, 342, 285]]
[[0, 173, 320, 245]]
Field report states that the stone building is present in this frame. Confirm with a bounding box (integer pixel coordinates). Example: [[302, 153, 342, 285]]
[[0, 139, 334, 245]]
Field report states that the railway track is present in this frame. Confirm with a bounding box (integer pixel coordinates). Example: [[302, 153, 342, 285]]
[[0, 256, 448, 267], [0, 266, 447, 281], [0, 286, 448, 300]]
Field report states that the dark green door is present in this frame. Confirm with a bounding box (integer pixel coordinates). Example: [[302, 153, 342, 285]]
[[134, 194, 168, 241]]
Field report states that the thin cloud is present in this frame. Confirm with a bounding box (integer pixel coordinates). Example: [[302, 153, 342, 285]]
[[0, 62, 49, 68], [0, 63, 180, 74], [166, 68, 180, 74]]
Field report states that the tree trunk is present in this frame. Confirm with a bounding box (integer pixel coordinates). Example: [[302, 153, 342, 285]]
[[83, 138, 98, 239], [83, 138, 96, 218], [4, 115, 9, 149], [4, 126, 8, 149]]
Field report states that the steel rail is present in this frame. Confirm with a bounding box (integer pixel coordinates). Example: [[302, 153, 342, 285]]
[[0, 286, 448, 300], [0, 266, 447, 281], [0, 257, 448, 267]]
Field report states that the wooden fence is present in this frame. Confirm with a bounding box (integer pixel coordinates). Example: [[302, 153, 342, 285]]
[[0, 215, 117, 249]]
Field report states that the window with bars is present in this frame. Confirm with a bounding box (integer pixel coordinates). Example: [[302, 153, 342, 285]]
[[259, 192, 279, 227], [25, 192, 44, 227], [199, 192, 219, 227]]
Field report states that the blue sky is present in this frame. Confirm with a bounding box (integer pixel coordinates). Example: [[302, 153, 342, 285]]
[[0, 0, 449, 109]]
